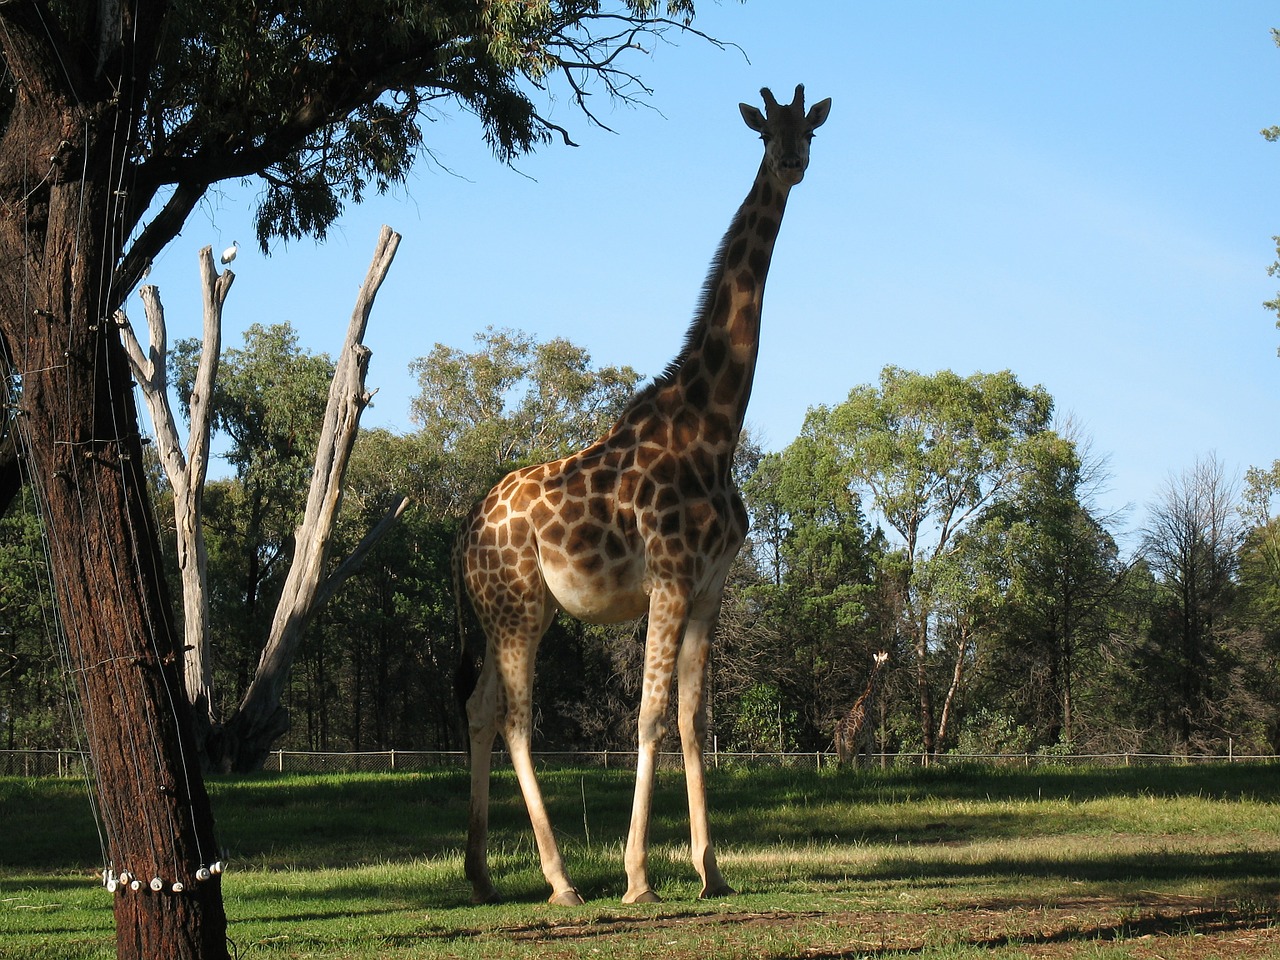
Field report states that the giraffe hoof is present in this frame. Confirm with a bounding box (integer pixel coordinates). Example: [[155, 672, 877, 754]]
[[699, 883, 736, 899], [469, 889, 501, 906], [622, 888, 663, 904], [549, 888, 585, 906]]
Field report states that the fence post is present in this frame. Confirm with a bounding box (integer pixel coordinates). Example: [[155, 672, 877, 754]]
[[390, 749, 396, 772], [277, 749, 285, 772]]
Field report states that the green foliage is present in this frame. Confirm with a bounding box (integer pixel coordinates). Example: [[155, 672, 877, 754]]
[[730, 432, 882, 750], [951, 707, 1033, 755], [731, 682, 798, 752], [0, 493, 79, 748], [951, 436, 1124, 751], [31, 0, 722, 277], [802, 366, 1058, 754], [409, 325, 642, 514], [809, 366, 1055, 562]]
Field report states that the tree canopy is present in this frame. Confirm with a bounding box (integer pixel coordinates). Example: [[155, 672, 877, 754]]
[[1, 0, 714, 311], [0, 3, 722, 954]]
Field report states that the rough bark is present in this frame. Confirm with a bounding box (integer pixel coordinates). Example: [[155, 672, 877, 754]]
[[0, 1, 230, 951], [218, 226, 403, 771], [0, 153, 230, 960]]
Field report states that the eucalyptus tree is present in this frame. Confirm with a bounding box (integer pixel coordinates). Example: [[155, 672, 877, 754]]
[[410, 325, 643, 514], [953, 433, 1123, 750], [0, 3, 719, 954], [804, 366, 1056, 757], [1141, 455, 1243, 750], [1234, 461, 1280, 750], [739, 433, 882, 749], [1243, 460, 1280, 586]]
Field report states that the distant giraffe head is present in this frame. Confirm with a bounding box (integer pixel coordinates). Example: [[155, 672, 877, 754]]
[[739, 84, 831, 186]]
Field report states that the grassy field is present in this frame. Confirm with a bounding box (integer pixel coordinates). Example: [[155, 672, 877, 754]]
[[2, 763, 1279, 958]]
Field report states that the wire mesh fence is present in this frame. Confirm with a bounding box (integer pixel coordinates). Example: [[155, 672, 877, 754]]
[[3, 747, 1276, 777]]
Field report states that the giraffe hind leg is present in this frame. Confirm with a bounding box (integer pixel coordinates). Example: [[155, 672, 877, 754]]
[[463, 659, 500, 904], [494, 625, 583, 905]]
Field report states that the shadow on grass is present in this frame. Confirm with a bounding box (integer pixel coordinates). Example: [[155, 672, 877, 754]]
[[6, 763, 1279, 870]]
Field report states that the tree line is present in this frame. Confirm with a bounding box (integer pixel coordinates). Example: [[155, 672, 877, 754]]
[[4, 322, 1277, 761]]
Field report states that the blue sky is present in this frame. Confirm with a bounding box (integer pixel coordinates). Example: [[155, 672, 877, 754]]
[[136, 2, 1280, 540]]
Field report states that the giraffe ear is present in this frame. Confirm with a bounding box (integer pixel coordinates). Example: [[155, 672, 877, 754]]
[[739, 102, 767, 133], [807, 98, 832, 130]]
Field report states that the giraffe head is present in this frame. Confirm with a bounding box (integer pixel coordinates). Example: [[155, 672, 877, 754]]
[[739, 84, 832, 187]]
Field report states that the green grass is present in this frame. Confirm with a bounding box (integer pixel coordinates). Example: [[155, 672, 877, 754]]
[[2, 764, 1280, 958]]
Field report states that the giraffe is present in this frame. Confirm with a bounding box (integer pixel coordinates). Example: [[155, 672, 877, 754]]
[[834, 651, 890, 767], [454, 84, 831, 906]]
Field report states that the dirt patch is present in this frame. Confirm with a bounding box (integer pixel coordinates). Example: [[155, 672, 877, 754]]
[[476, 895, 1280, 958]]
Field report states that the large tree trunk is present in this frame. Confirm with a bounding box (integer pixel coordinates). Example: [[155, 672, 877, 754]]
[[0, 4, 229, 955], [0, 182, 229, 960]]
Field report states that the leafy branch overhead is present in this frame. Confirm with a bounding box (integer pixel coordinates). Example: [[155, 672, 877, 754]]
[[0, 0, 723, 312]]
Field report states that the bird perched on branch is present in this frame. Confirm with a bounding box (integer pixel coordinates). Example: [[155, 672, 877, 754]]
[[220, 240, 239, 265]]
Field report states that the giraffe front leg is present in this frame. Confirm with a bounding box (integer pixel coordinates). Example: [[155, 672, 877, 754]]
[[506, 719, 583, 905], [622, 596, 686, 904], [677, 616, 734, 899]]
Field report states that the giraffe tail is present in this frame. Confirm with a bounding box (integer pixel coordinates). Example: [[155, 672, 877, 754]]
[[452, 521, 482, 716]]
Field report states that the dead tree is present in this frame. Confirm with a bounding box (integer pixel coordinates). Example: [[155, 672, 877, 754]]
[[120, 250, 230, 739], [124, 227, 408, 771]]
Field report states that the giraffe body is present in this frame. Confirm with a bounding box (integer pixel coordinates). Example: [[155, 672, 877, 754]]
[[455, 85, 831, 906]]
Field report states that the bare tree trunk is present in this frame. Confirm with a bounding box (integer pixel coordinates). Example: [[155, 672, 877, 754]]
[[911, 602, 936, 760], [122, 230, 406, 771], [935, 629, 969, 752], [221, 226, 403, 771], [120, 250, 231, 740]]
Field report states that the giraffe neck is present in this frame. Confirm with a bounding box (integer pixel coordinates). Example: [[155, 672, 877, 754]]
[[851, 664, 886, 715], [628, 161, 792, 453]]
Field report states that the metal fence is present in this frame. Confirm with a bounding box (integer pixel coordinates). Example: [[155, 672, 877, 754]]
[[3, 747, 1277, 777]]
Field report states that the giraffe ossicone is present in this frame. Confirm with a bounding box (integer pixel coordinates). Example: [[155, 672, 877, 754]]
[[454, 83, 831, 906]]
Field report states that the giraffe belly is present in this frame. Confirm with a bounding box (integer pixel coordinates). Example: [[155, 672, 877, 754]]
[[540, 558, 650, 624]]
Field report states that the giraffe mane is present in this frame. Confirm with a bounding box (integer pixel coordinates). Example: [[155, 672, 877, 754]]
[[620, 203, 749, 412]]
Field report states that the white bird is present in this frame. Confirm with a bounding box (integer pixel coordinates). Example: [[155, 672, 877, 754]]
[[220, 240, 239, 265]]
